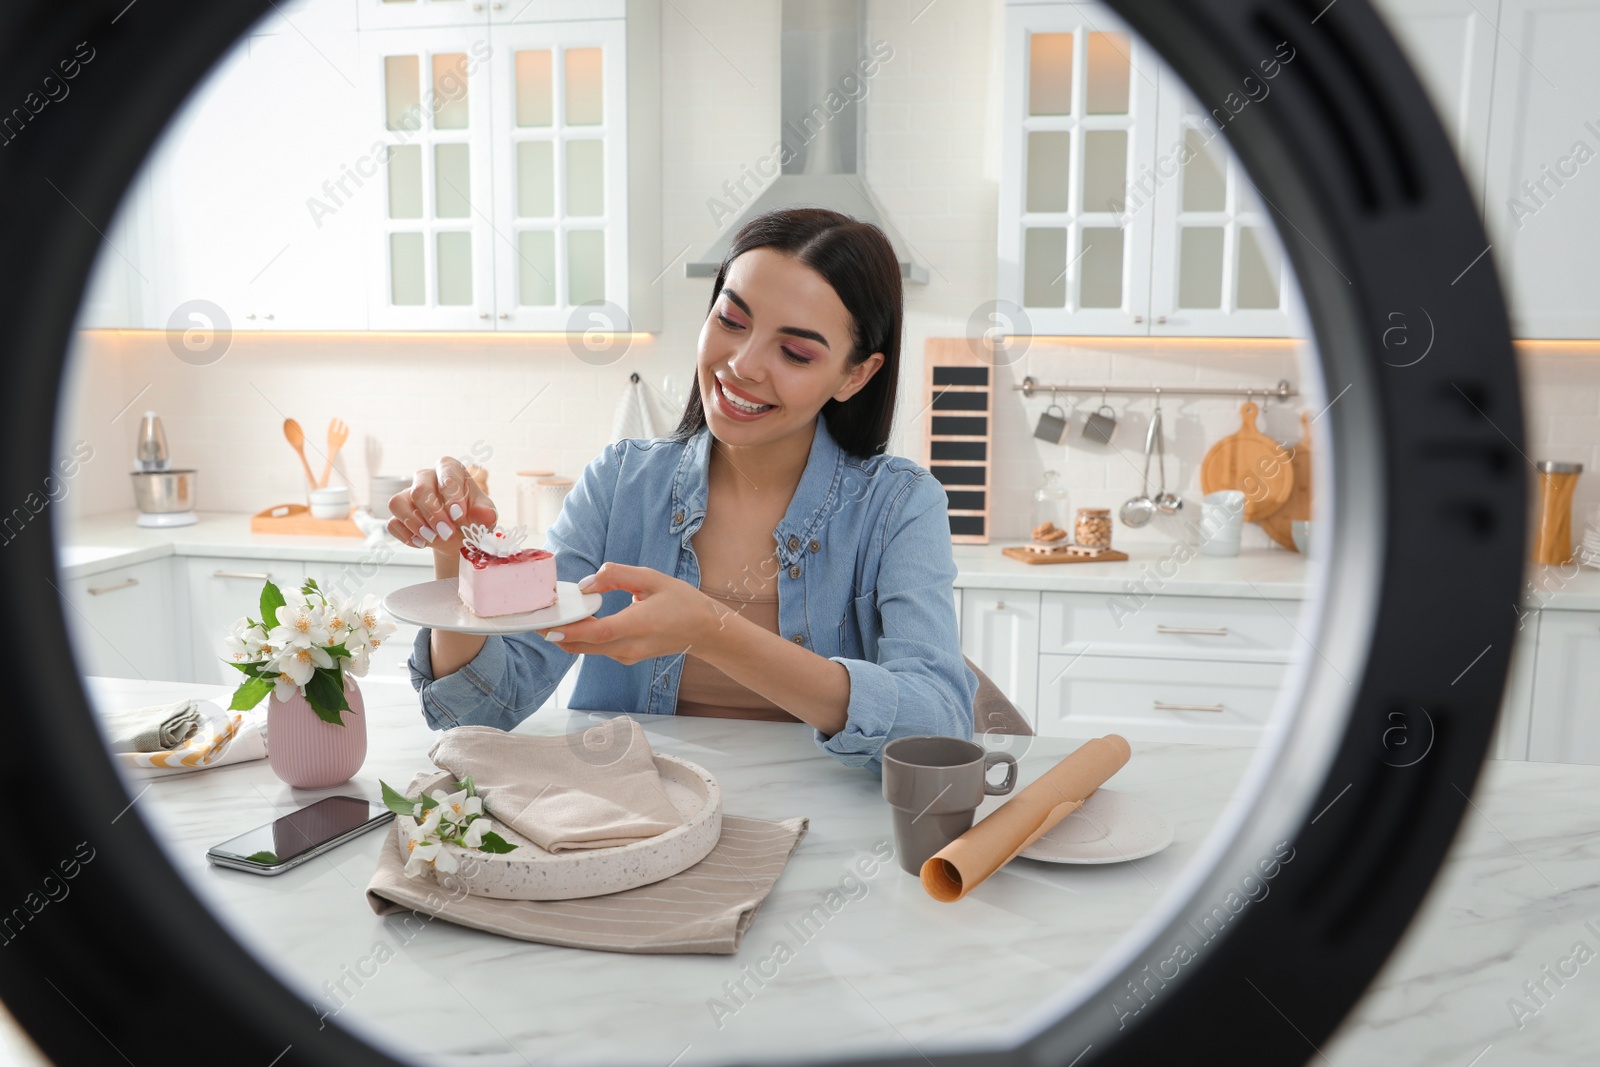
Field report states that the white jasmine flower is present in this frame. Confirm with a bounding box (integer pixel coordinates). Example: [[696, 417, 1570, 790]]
[[429, 787, 481, 825], [270, 596, 331, 649], [461, 818, 490, 849], [274, 643, 333, 686]]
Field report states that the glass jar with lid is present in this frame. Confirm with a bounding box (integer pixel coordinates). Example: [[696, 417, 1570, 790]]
[[1032, 470, 1071, 537]]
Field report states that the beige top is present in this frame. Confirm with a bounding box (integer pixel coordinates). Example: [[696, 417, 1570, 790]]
[[676, 524, 803, 724]]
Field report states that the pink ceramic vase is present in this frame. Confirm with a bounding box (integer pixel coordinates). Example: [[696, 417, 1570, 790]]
[[266, 679, 367, 789]]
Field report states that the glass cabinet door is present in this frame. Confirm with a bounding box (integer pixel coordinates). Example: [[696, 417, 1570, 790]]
[[364, 28, 495, 329], [491, 20, 628, 331], [999, 3, 1155, 336], [1148, 67, 1299, 337]]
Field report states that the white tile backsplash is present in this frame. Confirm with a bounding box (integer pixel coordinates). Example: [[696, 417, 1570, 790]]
[[52, 0, 1600, 557]]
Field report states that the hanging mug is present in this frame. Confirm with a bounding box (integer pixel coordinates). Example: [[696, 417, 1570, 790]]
[[1083, 404, 1118, 444], [1033, 403, 1069, 444]]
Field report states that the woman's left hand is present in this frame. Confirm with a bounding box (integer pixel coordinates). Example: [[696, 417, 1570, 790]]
[[536, 563, 726, 665]]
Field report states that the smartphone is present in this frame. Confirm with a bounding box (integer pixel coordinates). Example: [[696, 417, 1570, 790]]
[[207, 795, 393, 876]]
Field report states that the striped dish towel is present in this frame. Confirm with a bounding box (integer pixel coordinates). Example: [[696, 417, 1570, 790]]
[[366, 813, 808, 955], [115, 699, 268, 778]]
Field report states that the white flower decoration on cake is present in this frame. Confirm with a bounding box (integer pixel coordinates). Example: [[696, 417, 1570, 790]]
[[461, 522, 530, 557]]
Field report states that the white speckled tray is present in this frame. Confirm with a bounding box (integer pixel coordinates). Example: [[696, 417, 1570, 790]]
[[400, 754, 722, 900]]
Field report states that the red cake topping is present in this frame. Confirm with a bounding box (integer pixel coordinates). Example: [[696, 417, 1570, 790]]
[[460, 544, 553, 570]]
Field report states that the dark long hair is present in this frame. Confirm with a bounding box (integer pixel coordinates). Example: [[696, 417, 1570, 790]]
[[671, 208, 902, 459]]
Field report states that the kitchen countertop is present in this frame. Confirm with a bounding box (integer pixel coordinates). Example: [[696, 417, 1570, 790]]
[[75, 676, 1600, 1066], [58, 509, 1600, 609]]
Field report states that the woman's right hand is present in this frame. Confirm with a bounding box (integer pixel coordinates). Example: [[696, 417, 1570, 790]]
[[386, 456, 498, 558]]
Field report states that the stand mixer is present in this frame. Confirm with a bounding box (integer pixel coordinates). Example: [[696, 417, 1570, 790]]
[[131, 412, 198, 527]]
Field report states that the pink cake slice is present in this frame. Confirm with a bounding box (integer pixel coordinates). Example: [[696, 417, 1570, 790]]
[[458, 545, 558, 617]]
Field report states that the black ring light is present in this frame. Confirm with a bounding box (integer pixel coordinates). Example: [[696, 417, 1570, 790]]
[[0, 0, 1522, 1064]]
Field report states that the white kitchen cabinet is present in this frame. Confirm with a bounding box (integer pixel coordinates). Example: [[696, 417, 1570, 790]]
[[1038, 652, 1283, 745], [999, 1, 1297, 337], [62, 559, 188, 682], [1038, 589, 1299, 663], [1482, 0, 1600, 338], [356, 0, 620, 30], [960, 588, 1041, 724], [1527, 609, 1600, 763], [141, 30, 369, 331], [1373, 0, 1499, 214], [999, 3, 1157, 336], [1492, 616, 1538, 760], [186, 557, 306, 686], [363, 18, 629, 330], [1146, 66, 1301, 338]]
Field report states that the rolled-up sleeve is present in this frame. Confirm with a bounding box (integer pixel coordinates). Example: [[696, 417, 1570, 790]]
[[406, 445, 619, 731], [817, 472, 978, 776]]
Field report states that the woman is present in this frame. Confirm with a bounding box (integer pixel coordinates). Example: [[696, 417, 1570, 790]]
[[388, 208, 976, 776]]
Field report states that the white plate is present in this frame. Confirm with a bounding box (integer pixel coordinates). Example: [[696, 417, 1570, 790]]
[[404, 754, 722, 900], [383, 578, 602, 635], [1014, 788, 1174, 865]]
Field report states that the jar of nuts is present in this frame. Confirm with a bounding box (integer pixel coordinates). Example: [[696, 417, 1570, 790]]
[[1075, 507, 1112, 548]]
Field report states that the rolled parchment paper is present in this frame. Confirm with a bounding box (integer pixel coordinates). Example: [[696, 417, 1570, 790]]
[[920, 734, 1132, 902]]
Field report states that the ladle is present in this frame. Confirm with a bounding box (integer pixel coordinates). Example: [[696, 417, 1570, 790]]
[[1119, 412, 1159, 527]]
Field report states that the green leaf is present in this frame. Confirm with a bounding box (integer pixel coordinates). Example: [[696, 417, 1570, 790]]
[[323, 642, 350, 660], [453, 775, 476, 796], [380, 780, 421, 818], [303, 577, 320, 592], [228, 676, 274, 711], [224, 659, 266, 677], [246, 851, 279, 865], [419, 793, 439, 812], [259, 580, 287, 631], [303, 667, 349, 726], [475, 832, 517, 854]]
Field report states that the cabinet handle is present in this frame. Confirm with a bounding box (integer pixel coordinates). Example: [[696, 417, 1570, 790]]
[[1153, 701, 1225, 713], [87, 577, 139, 596], [264, 313, 275, 321], [994, 601, 1005, 611], [1133, 315, 1144, 324], [1156, 315, 1167, 325], [245, 313, 256, 320], [1155, 625, 1229, 637], [498, 313, 511, 320], [479, 313, 491, 320], [214, 570, 274, 581]]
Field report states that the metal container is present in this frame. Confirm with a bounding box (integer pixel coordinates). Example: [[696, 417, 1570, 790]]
[[131, 469, 197, 513]]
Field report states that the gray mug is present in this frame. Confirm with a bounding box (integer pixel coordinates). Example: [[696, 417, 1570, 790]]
[[882, 736, 1019, 876], [1083, 404, 1118, 444], [1033, 403, 1069, 444]]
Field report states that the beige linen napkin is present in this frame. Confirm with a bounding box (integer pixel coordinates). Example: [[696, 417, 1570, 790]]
[[428, 719, 685, 852], [103, 697, 202, 753], [922, 734, 1132, 902], [366, 811, 808, 954]]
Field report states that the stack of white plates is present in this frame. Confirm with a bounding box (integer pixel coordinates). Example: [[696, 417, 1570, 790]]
[[1580, 504, 1600, 569]]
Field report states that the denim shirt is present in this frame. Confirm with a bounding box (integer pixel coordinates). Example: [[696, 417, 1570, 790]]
[[406, 414, 977, 777]]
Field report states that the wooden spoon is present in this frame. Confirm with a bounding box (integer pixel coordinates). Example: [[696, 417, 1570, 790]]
[[283, 418, 319, 490], [319, 417, 350, 488]]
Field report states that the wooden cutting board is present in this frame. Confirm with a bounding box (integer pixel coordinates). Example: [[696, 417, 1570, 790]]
[[1199, 401, 1295, 522], [1258, 412, 1313, 551], [250, 503, 364, 538], [1002, 547, 1130, 565]]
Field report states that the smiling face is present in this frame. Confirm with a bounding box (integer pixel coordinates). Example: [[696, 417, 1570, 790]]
[[695, 247, 884, 446]]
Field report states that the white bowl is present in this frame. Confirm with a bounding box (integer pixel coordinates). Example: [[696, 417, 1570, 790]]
[[308, 486, 351, 520]]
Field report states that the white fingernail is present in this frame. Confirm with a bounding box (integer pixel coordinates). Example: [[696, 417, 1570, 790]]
[[437, 521, 454, 540], [411, 536, 426, 549], [449, 503, 464, 521], [545, 631, 565, 642], [420, 526, 436, 542], [577, 574, 595, 590]]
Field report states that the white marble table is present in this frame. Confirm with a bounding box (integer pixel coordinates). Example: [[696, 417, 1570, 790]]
[[80, 677, 1600, 1067]]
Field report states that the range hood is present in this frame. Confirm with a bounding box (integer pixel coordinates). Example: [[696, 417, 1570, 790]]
[[684, 0, 929, 284]]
